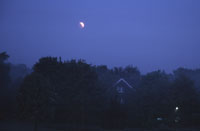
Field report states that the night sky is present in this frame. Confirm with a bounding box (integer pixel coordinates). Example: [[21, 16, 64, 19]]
[[1, 0, 200, 73]]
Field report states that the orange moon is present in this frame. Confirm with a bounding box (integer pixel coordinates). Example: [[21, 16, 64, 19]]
[[79, 22, 85, 28]]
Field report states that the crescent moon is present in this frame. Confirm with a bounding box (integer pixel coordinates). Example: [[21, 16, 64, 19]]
[[79, 22, 85, 28]]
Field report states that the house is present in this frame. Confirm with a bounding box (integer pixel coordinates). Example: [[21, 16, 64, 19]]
[[112, 78, 135, 104]]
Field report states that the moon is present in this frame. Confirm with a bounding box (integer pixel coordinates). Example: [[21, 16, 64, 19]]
[[79, 22, 85, 29]]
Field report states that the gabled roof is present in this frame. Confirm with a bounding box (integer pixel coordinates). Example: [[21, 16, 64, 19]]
[[113, 78, 133, 89]]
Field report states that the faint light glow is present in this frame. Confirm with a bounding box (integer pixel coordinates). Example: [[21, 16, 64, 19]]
[[157, 117, 163, 121], [79, 22, 85, 28], [175, 106, 179, 112]]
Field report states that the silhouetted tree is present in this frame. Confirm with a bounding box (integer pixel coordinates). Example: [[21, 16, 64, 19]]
[[31, 57, 104, 128], [17, 72, 54, 131], [170, 74, 200, 126], [59, 60, 103, 128], [136, 70, 172, 127], [0, 52, 11, 119], [0, 52, 10, 89], [174, 67, 200, 90]]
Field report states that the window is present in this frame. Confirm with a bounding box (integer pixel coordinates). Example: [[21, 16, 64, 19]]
[[117, 86, 124, 93]]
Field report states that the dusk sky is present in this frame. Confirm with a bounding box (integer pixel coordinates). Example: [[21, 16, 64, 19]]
[[1, 0, 200, 73]]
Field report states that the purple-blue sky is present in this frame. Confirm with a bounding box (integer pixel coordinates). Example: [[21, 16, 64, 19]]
[[1, 0, 200, 73]]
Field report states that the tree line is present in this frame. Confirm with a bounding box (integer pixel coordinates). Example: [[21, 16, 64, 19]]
[[1, 52, 200, 130]]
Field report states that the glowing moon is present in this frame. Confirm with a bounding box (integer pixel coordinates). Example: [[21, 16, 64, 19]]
[[79, 22, 85, 28]]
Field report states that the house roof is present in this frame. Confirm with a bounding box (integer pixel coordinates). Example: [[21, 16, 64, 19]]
[[113, 78, 133, 89]]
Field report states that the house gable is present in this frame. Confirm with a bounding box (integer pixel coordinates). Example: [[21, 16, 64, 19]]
[[112, 78, 135, 104]]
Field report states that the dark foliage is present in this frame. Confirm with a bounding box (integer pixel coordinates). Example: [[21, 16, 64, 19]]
[[0, 52, 11, 119], [1, 53, 200, 130]]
